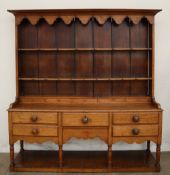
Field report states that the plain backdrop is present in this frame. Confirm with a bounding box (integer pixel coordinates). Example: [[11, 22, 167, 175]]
[[0, 0, 170, 152]]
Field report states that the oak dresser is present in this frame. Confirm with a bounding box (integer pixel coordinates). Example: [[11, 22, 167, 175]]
[[8, 9, 163, 172]]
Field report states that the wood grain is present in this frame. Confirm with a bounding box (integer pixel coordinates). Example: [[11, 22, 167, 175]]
[[112, 125, 158, 137], [63, 113, 108, 126], [12, 112, 58, 124], [113, 112, 158, 124], [13, 124, 58, 137]]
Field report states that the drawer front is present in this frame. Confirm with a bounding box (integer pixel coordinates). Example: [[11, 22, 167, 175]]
[[13, 124, 58, 137], [12, 112, 58, 124], [63, 113, 108, 126], [63, 128, 108, 142], [112, 125, 158, 137], [113, 112, 158, 124]]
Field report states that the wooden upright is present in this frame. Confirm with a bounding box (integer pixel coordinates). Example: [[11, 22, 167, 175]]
[[8, 9, 163, 172]]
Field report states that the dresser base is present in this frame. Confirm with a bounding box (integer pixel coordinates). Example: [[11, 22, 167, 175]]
[[10, 150, 159, 172]]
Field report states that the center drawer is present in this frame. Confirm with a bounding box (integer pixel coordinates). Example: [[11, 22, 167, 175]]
[[63, 113, 108, 126], [12, 112, 58, 124], [13, 124, 58, 137]]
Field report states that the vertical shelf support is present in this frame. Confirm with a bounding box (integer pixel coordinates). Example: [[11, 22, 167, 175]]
[[108, 113, 112, 167]]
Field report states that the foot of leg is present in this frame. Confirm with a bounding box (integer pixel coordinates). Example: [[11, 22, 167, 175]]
[[108, 145, 112, 167], [59, 145, 63, 167], [156, 144, 161, 172], [10, 144, 14, 169]]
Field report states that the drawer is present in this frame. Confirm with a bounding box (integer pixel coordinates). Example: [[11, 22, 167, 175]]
[[63, 113, 108, 126], [113, 112, 158, 124], [63, 128, 108, 142], [112, 125, 158, 137], [13, 124, 58, 137], [12, 112, 58, 124]]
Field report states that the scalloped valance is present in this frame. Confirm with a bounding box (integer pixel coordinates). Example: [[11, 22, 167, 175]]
[[16, 15, 154, 25]]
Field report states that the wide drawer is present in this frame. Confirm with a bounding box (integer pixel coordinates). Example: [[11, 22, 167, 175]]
[[12, 112, 58, 124], [112, 125, 158, 137], [63, 128, 108, 142], [113, 112, 158, 124], [13, 124, 58, 137], [63, 113, 108, 126]]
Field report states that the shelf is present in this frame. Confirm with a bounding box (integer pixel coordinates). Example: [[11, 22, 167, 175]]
[[18, 48, 152, 52], [19, 77, 152, 81], [12, 150, 157, 172]]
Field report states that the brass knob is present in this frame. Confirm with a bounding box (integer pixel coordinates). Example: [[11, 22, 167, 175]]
[[32, 128, 39, 135], [132, 128, 140, 135], [81, 116, 89, 124], [132, 115, 140, 123], [31, 115, 38, 122]]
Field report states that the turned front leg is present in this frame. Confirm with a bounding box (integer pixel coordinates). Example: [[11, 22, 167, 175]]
[[108, 145, 112, 167], [10, 144, 14, 168], [59, 145, 63, 167], [156, 144, 161, 171]]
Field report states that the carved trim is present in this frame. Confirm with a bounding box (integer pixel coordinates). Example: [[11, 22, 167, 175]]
[[61, 16, 74, 25], [112, 15, 126, 24], [28, 16, 40, 25], [16, 15, 154, 26], [112, 137, 157, 144], [152, 97, 162, 109], [77, 16, 91, 24], [16, 16, 25, 25], [45, 16, 57, 25], [95, 15, 110, 25], [129, 15, 141, 24], [145, 16, 154, 24], [63, 136, 108, 144], [12, 136, 59, 144]]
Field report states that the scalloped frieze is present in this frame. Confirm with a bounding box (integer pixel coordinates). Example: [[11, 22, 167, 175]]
[[63, 136, 108, 144], [16, 15, 154, 26], [112, 137, 157, 144], [77, 16, 91, 25]]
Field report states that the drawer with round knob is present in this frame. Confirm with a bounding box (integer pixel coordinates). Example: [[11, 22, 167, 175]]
[[113, 112, 158, 124], [13, 124, 58, 137], [12, 112, 58, 124], [112, 125, 158, 137], [62, 113, 108, 126]]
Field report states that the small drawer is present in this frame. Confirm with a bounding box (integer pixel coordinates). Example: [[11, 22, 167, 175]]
[[113, 112, 158, 124], [13, 124, 58, 137], [112, 125, 158, 137], [63, 113, 108, 126], [12, 112, 58, 124]]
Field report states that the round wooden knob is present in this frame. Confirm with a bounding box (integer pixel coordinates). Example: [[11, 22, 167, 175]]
[[32, 128, 39, 135], [132, 115, 140, 123], [132, 128, 140, 135], [31, 115, 38, 122], [81, 116, 89, 124]]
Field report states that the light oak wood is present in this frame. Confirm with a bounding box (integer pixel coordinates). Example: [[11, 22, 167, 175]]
[[112, 125, 158, 137], [13, 124, 58, 137], [63, 113, 108, 126], [12, 112, 58, 124], [7, 9, 162, 172], [63, 128, 108, 143], [113, 112, 158, 124]]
